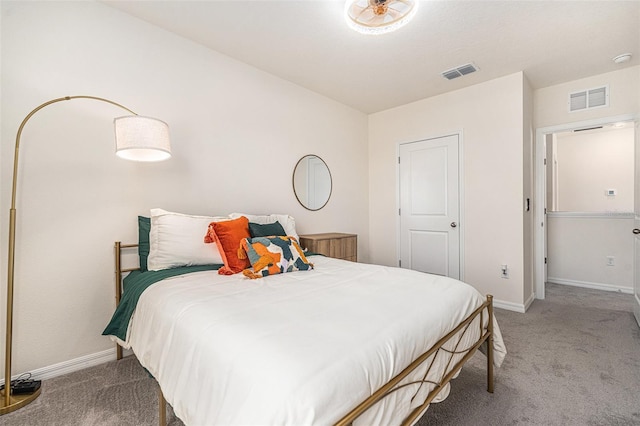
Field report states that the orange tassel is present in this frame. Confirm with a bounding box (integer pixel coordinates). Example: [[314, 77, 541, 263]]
[[243, 269, 261, 279], [204, 225, 215, 243], [237, 246, 247, 260]]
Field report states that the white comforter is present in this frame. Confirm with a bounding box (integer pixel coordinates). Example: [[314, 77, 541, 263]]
[[127, 256, 506, 425]]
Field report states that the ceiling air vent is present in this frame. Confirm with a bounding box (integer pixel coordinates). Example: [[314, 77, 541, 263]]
[[442, 63, 478, 80], [569, 85, 608, 112]]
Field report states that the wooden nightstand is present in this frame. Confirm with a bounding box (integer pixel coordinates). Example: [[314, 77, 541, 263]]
[[298, 233, 357, 262]]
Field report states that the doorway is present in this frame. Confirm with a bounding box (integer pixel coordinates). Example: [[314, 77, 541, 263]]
[[398, 133, 462, 279], [534, 114, 638, 300]]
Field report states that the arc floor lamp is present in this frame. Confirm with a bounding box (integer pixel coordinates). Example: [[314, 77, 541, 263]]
[[1, 95, 171, 414]]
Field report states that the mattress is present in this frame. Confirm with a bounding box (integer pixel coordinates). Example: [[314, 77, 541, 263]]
[[122, 256, 506, 425]]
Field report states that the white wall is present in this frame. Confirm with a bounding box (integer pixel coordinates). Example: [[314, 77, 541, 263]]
[[534, 66, 639, 299], [547, 214, 634, 291], [0, 1, 368, 375], [534, 66, 640, 129], [369, 72, 526, 308], [555, 127, 634, 212]]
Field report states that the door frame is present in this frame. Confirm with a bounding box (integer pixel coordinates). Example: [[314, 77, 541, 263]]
[[534, 113, 638, 300], [396, 131, 465, 280], [635, 119, 640, 328]]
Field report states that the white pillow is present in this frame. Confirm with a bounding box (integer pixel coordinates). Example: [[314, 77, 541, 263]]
[[229, 213, 298, 242], [147, 208, 229, 271]]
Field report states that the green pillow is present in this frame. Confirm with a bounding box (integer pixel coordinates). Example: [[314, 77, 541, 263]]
[[138, 216, 151, 271], [248, 221, 286, 238]]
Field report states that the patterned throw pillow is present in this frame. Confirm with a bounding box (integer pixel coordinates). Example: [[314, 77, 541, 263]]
[[240, 236, 313, 279]]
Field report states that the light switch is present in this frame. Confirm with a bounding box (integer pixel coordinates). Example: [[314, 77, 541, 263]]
[[606, 189, 617, 196]]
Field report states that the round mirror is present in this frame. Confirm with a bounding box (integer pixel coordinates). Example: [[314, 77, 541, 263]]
[[293, 155, 332, 211]]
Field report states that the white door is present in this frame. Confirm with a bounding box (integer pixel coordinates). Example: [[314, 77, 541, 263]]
[[634, 121, 640, 327], [399, 134, 460, 279]]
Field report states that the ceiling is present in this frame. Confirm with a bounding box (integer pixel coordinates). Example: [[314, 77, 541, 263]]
[[103, 1, 640, 114]]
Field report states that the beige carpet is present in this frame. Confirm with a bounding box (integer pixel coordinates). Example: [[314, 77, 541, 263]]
[[419, 283, 640, 426], [3, 283, 639, 426]]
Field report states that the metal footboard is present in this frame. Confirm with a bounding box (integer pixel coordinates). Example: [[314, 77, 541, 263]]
[[336, 294, 494, 426], [115, 241, 494, 426]]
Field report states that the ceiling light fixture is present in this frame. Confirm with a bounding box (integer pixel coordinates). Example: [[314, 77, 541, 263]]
[[612, 53, 632, 64], [345, 0, 418, 35]]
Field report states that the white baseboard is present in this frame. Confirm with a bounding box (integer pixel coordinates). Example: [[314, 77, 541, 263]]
[[0, 348, 116, 386], [524, 292, 536, 311], [547, 277, 633, 294], [493, 298, 526, 313]]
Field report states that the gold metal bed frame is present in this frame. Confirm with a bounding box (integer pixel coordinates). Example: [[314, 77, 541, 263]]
[[114, 242, 495, 426]]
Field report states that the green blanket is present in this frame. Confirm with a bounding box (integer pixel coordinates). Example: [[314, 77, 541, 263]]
[[102, 264, 221, 341]]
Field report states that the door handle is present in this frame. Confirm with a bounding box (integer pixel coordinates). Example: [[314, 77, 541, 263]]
[[633, 228, 640, 235], [450, 222, 457, 228]]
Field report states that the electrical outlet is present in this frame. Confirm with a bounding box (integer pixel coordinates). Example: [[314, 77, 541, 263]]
[[501, 264, 509, 279], [606, 256, 615, 266]]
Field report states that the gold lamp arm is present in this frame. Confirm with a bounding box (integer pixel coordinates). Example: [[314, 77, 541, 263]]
[[9, 96, 137, 209], [3, 95, 139, 413]]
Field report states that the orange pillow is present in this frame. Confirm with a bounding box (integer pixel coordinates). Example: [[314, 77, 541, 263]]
[[204, 216, 250, 275]]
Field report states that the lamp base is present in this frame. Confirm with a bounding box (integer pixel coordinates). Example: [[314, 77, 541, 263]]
[[0, 387, 41, 415]]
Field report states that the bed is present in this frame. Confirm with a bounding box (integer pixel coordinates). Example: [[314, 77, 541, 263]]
[[103, 210, 506, 426]]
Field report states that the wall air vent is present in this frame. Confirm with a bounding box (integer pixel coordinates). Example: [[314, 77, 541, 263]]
[[442, 63, 478, 80], [568, 85, 608, 112]]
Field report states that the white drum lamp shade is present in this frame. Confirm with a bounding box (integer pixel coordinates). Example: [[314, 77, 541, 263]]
[[115, 116, 171, 162]]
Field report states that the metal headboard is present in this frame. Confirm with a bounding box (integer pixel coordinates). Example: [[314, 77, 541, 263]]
[[113, 241, 140, 360]]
